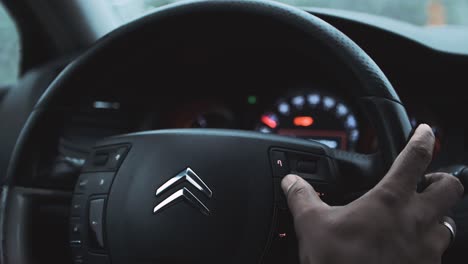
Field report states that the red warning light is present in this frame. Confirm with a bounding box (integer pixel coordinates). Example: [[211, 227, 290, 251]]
[[261, 115, 278, 129], [294, 116, 314, 127]]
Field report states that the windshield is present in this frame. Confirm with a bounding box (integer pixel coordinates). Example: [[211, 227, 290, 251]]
[[0, 3, 19, 85], [108, 0, 468, 27]]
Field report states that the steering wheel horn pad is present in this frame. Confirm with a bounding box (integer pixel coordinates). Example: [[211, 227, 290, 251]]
[[77, 130, 337, 263]]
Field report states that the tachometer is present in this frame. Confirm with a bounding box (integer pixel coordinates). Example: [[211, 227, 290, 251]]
[[256, 92, 360, 151]]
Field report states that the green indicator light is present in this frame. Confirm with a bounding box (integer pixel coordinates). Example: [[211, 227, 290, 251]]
[[248, 95, 257, 105]]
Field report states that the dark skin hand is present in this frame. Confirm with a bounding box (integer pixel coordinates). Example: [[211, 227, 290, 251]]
[[282, 124, 464, 264]]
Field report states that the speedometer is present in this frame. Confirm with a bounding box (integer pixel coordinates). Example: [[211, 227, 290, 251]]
[[256, 92, 360, 151]]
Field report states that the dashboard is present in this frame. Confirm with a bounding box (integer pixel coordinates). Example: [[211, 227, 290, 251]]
[[31, 86, 451, 192]]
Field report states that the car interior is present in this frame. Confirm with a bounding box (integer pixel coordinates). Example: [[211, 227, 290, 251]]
[[0, 0, 467, 263]]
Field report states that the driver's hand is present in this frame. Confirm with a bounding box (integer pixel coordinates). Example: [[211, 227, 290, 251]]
[[282, 124, 463, 264]]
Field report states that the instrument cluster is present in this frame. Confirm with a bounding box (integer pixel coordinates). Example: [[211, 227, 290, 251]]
[[158, 89, 374, 153]]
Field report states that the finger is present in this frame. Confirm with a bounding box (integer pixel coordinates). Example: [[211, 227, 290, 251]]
[[281, 174, 327, 218], [380, 124, 435, 193], [420, 173, 464, 219], [428, 216, 456, 253]]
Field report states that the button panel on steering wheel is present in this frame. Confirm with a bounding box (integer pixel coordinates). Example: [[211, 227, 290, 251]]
[[266, 148, 338, 263], [69, 144, 130, 264]]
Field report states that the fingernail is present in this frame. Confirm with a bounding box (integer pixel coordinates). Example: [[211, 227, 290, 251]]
[[405, 124, 433, 146], [281, 174, 298, 194], [416, 123, 433, 137]]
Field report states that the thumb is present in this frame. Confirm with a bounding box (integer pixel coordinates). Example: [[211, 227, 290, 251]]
[[281, 174, 327, 218]]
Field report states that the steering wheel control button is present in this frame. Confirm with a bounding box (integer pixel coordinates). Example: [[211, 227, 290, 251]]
[[270, 150, 290, 177], [93, 153, 109, 166], [70, 221, 82, 235], [88, 253, 110, 264], [263, 208, 299, 263], [69, 218, 83, 246], [89, 172, 114, 194], [71, 247, 85, 264], [284, 149, 333, 182], [70, 240, 82, 246], [76, 172, 115, 196], [71, 195, 85, 216], [73, 257, 84, 264], [82, 144, 130, 172], [296, 160, 317, 174], [308, 182, 335, 204], [107, 146, 130, 169], [89, 198, 106, 250], [74, 175, 89, 194]]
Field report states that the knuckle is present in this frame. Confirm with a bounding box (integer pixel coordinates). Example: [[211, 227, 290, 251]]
[[409, 139, 433, 161], [376, 186, 402, 208], [425, 172, 444, 183], [412, 213, 427, 229], [444, 176, 464, 198]]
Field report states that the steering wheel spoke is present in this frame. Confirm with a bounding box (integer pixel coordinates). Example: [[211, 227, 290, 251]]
[[3, 187, 72, 264]]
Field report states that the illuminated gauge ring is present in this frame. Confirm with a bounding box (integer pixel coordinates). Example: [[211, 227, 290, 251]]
[[256, 92, 360, 151]]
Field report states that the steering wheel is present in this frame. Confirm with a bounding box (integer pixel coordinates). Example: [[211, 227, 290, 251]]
[[1, 1, 413, 263]]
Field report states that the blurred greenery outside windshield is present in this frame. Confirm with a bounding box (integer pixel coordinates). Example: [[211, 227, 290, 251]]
[[1, 0, 468, 85]]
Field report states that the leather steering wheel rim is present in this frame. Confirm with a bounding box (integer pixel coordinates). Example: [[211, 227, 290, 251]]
[[1, 1, 413, 263]]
